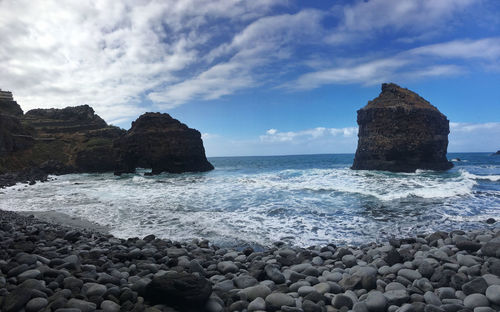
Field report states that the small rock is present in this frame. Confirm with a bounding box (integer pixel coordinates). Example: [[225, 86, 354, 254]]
[[217, 261, 238, 274], [332, 294, 354, 309], [485, 284, 500, 305], [248, 297, 266, 311], [463, 293, 489, 309], [66, 299, 97, 312], [265, 293, 295, 310], [100, 300, 120, 312], [26, 297, 48, 312], [365, 291, 387, 312]]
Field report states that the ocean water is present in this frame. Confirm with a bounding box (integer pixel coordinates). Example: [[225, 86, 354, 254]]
[[1, 153, 499, 248]]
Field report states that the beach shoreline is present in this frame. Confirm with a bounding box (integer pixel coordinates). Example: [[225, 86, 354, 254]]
[[1, 208, 500, 312]]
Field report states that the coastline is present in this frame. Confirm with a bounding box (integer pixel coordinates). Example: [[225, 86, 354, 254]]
[[1, 208, 500, 312]]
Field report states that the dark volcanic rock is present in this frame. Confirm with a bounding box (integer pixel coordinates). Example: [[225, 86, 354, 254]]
[[352, 83, 453, 172], [114, 112, 214, 175], [143, 271, 212, 310], [0, 98, 24, 116], [25, 105, 107, 132]]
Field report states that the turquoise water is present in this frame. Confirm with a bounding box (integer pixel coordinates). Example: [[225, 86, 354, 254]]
[[1, 153, 499, 247]]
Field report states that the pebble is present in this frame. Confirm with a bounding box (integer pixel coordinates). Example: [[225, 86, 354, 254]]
[[1, 209, 500, 312], [265, 293, 295, 310], [464, 293, 490, 309], [100, 300, 120, 312], [365, 291, 387, 312], [485, 284, 500, 305], [25, 297, 48, 312], [248, 297, 266, 311]]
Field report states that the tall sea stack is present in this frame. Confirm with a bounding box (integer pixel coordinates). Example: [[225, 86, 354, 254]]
[[352, 83, 453, 172], [114, 113, 214, 175]]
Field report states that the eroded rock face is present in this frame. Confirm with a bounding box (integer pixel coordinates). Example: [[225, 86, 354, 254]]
[[352, 83, 453, 172], [114, 113, 214, 175]]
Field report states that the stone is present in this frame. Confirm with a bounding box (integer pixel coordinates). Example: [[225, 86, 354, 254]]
[[114, 112, 213, 175], [85, 283, 107, 297], [265, 264, 286, 284], [142, 271, 212, 309], [302, 299, 322, 312], [424, 291, 441, 306], [332, 294, 354, 309], [2, 287, 34, 312], [481, 237, 500, 257], [25, 297, 48, 312], [456, 240, 481, 252], [239, 284, 272, 301], [265, 293, 295, 310], [462, 278, 489, 295], [418, 261, 434, 278], [463, 294, 489, 309], [485, 285, 500, 305], [217, 261, 238, 274], [352, 83, 453, 172], [342, 255, 357, 267], [384, 289, 410, 306], [66, 299, 97, 312], [248, 297, 266, 311], [18, 269, 42, 281], [234, 275, 258, 289], [365, 291, 388, 312], [398, 269, 422, 281], [100, 300, 120, 312]]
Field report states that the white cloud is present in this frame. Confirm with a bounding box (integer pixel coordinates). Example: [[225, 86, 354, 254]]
[[0, 0, 287, 121], [327, 0, 477, 44], [287, 36, 500, 90], [148, 9, 325, 107], [260, 126, 358, 143], [0, 0, 497, 126], [410, 37, 500, 60], [449, 122, 500, 152]]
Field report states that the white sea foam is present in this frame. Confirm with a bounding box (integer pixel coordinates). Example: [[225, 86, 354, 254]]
[[0, 161, 498, 247]]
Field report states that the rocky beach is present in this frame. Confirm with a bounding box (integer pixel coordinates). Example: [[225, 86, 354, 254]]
[[1, 208, 500, 312]]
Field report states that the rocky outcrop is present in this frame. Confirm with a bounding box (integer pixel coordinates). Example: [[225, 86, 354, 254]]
[[0, 98, 23, 116], [114, 113, 214, 175], [0, 105, 124, 177], [1, 100, 213, 185], [352, 83, 453, 172], [493, 150, 500, 156]]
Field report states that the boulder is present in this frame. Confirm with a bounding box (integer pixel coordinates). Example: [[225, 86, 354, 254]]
[[142, 271, 212, 310], [352, 83, 453, 172], [114, 112, 213, 175]]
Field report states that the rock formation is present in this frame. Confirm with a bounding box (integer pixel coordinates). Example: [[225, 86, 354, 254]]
[[1, 94, 214, 185], [114, 113, 214, 175], [493, 150, 500, 156], [352, 83, 453, 172]]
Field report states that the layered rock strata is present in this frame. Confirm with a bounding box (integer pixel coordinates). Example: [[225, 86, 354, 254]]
[[352, 83, 453, 172], [0, 100, 213, 185]]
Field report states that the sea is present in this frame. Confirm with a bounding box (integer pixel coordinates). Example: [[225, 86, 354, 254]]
[[1, 153, 499, 248]]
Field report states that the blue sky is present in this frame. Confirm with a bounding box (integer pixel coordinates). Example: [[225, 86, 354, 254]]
[[1, 0, 499, 156]]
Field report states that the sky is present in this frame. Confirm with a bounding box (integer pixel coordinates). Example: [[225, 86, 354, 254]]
[[1, 0, 499, 156]]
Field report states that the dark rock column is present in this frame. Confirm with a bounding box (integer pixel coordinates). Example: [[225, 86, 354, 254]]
[[352, 83, 453, 172], [114, 113, 214, 175]]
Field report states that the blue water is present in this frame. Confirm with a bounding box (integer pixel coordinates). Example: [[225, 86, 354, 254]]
[[1, 153, 499, 247]]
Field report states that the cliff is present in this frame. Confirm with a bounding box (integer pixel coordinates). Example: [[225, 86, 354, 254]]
[[1, 101, 213, 185], [114, 113, 214, 175], [352, 83, 453, 172], [0, 105, 124, 176]]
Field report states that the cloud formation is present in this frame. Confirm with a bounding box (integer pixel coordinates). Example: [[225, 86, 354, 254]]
[[0, 0, 496, 125]]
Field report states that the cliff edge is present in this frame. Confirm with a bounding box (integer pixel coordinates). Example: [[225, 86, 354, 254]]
[[352, 83, 453, 172]]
